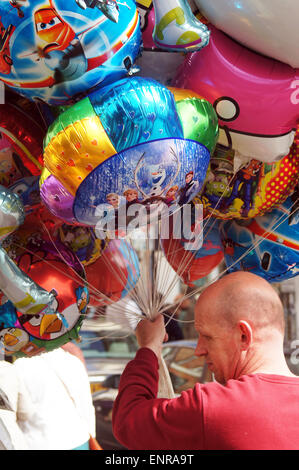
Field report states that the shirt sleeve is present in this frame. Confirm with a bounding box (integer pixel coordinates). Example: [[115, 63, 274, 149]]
[[112, 348, 205, 450]]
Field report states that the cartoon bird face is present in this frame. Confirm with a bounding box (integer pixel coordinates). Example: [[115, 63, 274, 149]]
[[34, 2, 76, 52], [0, 326, 29, 352]]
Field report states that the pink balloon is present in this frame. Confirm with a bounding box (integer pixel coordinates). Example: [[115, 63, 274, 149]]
[[173, 26, 299, 164]]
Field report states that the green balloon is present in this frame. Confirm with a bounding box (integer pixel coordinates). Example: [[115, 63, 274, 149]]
[[175, 97, 219, 154]]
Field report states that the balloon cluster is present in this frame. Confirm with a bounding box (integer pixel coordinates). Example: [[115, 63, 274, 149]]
[[0, 0, 298, 357]]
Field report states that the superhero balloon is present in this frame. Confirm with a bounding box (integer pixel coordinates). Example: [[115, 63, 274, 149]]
[[200, 128, 299, 220], [161, 210, 223, 287], [220, 197, 299, 283], [173, 25, 299, 165], [0, 0, 141, 105], [40, 77, 217, 233], [195, 0, 299, 68], [85, 239, 140, 307], [0, 246, 89, 358]]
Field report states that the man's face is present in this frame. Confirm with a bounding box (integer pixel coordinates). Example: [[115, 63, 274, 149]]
[[194, 294, 241, 384], [126, 192, 137, 202]]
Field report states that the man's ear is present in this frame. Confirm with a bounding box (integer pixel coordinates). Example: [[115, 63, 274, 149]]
[[238, 320, 252, 351]]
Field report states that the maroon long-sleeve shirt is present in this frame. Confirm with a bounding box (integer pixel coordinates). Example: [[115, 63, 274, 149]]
[[112, 348, 299, 450]]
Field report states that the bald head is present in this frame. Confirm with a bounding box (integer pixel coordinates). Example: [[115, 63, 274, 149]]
[[196, 272, 285, 337]]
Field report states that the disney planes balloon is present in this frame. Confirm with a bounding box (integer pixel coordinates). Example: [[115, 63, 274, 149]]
[[0, 0, 141, 105]]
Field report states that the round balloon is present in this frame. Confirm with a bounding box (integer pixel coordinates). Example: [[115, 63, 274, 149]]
[[161, 210, 223, 287], [0, 0, 141, 105], [40, 77, 217, 233], [220, 197, 299, 283], [85, 239, 140, 307], [173, 25, 299, 165], [199, 127, 299, 220], [195, 0, 299, 68]]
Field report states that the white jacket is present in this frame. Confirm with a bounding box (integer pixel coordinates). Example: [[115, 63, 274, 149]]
[[13, 348, 96, 450]]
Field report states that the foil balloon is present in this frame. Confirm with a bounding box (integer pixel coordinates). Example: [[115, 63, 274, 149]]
[[0, 246, 89, 358], [195, 0, 299, 69], [84, 239, 140, 307], [0, 185, 59, 318], [173, 25, 299, 165], [151, 0, 209, 52], [40, 77, 216, 233], [0, 103, 44, 187], [199, 128, 299, 220], [0, 0, 141, 105], [161, 214, 223, 287], [220, 197, 299, 283]]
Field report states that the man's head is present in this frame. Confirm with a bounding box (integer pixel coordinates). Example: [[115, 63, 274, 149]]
[[194, 271, 285, 384]]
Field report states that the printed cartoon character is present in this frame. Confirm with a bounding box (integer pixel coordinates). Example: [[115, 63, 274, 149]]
[[178, 171, 200, 206], [106, 192, 120, 208], [76, 0, 120, 23], [221, 159, 262, 217], [9, 176, 41, 211], [0, 19, 15, 74], [164, 185, 178, 205], [0, 324, 29, 353], [58, 225, 97, 263], [123, 188, 140, 205]]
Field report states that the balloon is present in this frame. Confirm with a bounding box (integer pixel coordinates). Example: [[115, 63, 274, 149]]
[[40, 77, 216, 233], [161, 214, 223, 287], [0, 103, 44, 187], [199, 127, 299, 220], [173, 25, 299, 165], [151, 0, 210, 52], [0, 0, 141, 105], [220, 197, 299, 283], [0, 246, 89, 358], [195, 0, 299, 69], [85, 239, 140, 307]]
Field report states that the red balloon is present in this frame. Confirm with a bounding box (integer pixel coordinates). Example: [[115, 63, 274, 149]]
[[161, 218, 224, 286], [85, 239, 140, 307]]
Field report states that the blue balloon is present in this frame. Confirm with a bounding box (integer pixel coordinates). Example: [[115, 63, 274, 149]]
[[0, 0, 142, 105], [220, 197, 299, 283]]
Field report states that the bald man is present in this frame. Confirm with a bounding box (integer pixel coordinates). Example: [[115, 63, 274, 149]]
[[112, 272, 299, 450]]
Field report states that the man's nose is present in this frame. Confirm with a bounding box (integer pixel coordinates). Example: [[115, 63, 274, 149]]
[[195, 340, 207, 357]]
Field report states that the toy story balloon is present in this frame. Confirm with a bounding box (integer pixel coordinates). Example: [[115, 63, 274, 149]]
[[199, 128, 299, 220], [0, 185, 58, 317], [0, 246, 89, 358], [85, 239, 140, 307], [173, 25, 299, 165], [0, 0, 142, 105], [195, 0, 299, 69], [220, 197, 299, 283], [40, 77, 217, 233]]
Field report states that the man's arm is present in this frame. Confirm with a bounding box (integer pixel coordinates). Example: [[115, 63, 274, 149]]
[[112, 316, 205, 450]]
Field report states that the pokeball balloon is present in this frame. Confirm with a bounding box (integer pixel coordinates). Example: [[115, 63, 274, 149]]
[[0, 0, 141, 105], [173, 25, 299, 165], [220, 197, 299, 283], [40, 77, 217, 233]]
